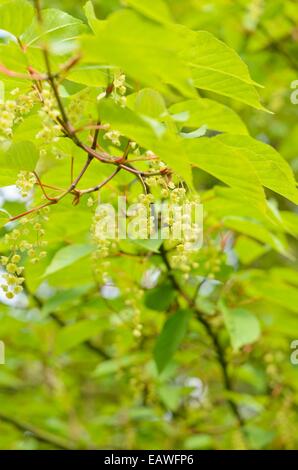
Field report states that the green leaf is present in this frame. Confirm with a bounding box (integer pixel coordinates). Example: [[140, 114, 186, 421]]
[[235, 236, 269, 264], [180, 125, 207, 139], [131, 238, 163, 253], [124, 0, 173, 24], [216, 135, 298, 204], [189, 134, 298, 206], [93, 354, 145, 377], [0, 208, 10, 228], [184, 435, 214, 450], [145, 282, 176, 311], [244, 273, 298, 314], [22, 8, 88, 49], [99, 99, 193, 186], [41, 285, 92, 316], [0, 81, 4, 101], [44, 244, 93, 277], [220, 304, 261, 350], [55, 319, 102, 354], [184, 29, 265, 110], [0, 140, 39, 171], [67, 65, 108, 87], [169, 98, 248, 135], [154, 309, 191, 373], [0, 0, 34, 38], [223, 217, 289, 256], [99, 98, 164, 143], [132, 88, 167, 119], [83, 0, 98, 32], [81, 9, 195, 98], [187, 137, 266, 208]]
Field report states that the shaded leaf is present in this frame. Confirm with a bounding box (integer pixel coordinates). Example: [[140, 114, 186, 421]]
[[44, 244, 93, 277], [154, 309, 191, 372]]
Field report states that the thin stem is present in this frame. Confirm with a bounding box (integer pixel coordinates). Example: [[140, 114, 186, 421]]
[[33, 171, 57, 202], [0, 64, 46, 81], [159, 244, 244, 428], [9, 200, 56, 222], [80, 168, 120, 195], [0, 412, 76, 450]]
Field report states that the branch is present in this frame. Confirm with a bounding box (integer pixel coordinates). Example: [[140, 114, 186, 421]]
[[159, 244, 245, 428], [79, 167, 121, 195], [0, 64, 46, 81], [29, 288, 110, 360], [0, 412, 76, 450]]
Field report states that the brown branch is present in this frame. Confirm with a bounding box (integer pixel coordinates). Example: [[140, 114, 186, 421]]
[[0, 64, 46, 81], [159, 244, 245, 428], [33, 171, 58, 202], [80, 168, 121, 195], [0, 412, 76, 450], [9, 200, 57, 222]]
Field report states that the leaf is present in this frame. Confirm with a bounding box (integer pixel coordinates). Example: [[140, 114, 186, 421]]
[[145, 282, 176, 311], [99, 99, 193, 186], [0, 140, 39, 171], [220, 304, 261, 350], [44, 244, 93, 277], [83, 0, 98, 32], [184, 29, 265, 110], [235, 236, 269, 264], [0, 208, 10, 228], [41, 285, 92, 316], [184, 435, 214, 450], [0, 0, 34, 38], [132, 88, 167, 119], [169, 98, 248, 135], [180, 125, 207, 139], [99, 98, 164, 143], [244, 274, 298, 314], [81, 9, 195, 98], [154, 309, 191, 373], [22, 8, 88, 49], [67, 65, 108, 87], [0, 81, 4, 101], [55, 319, 103, 354], [93, 354, 145, 377], [223, 217, 289, 256], [216, 135, 298, 204], [131, 238, 163, 253], [158, 384, 181, 411], [188, 134, 298, 206], [124, 0, 173, 24], [187, 137, 266, 208]]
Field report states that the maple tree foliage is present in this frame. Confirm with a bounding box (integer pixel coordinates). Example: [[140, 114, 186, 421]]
[[0, 0, 297, 450]]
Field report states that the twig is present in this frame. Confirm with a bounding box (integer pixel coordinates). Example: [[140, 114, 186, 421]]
[[28, 287, 111, 360], [0, 412, 76, 450], [159, 244, 244, 428], [80, 168, 120, 195], [9, 200, 57, 222], [33, 171, 58, 202]]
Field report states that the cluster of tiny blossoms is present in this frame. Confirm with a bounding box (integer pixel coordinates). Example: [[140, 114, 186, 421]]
[[0, 99, 17, 140], [67, 88, 90, 128], [103, 128, 122, 146], [97, 71, 127, 108], [124, 287, 144, 339], [112, 72, 127, 108], [36, 84, 60, 143], [164, 186, 202, 274], [0, 88, 38, 140], [16, 171, 36, 198], [1, 209, 49, 299]]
